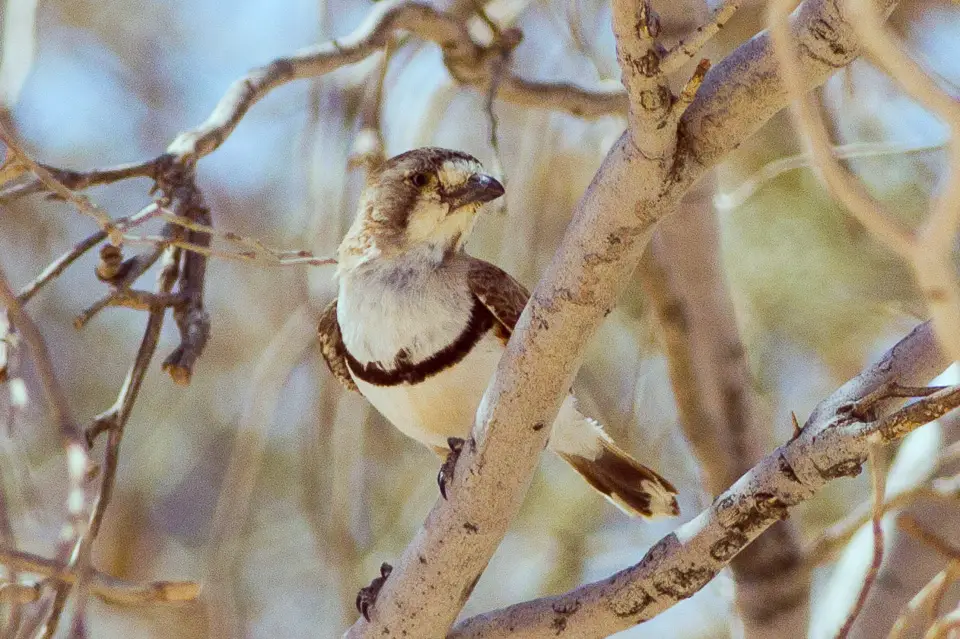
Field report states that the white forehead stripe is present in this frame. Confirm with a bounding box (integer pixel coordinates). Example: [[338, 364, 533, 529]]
[[438, 159, 483, 190]]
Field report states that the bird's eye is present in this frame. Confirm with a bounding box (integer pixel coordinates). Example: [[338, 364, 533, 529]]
[[410, 172, 430, 188]]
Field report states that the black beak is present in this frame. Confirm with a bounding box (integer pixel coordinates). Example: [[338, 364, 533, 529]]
[[441, 173, 505, 211]]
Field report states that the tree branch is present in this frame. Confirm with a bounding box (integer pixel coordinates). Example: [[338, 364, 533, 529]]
[[165, 0, 627, 165], [0, 546, 198, 606], [451, 322, 951, 637], [769, 0, 960, 362], [344, 0, 912, 635]]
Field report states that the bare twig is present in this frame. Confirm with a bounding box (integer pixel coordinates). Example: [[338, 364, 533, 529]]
[[73, 289, 184, 329], [158, 175, 210, 386], [834, 438, 888, 639], [478, 15, 520, 205], [155, 209, 336, 267], [52, 243, 182, 639], [0, 546, 198, 606], [121, 234, 336, 268], [661, 0, 741, 74], [0, 124, 113, 231], [0, 266, 92, 638], [0, 455, 23, 634], [923, 607, 960, 639], [807, 478, 960, 566], [346, 0, 921, 633], [0, 272, 84, 460], [348, 47, 391, 172], [165, 0, 628, 165], [769, 0, 960, 362], [713, 139, 949, 212], [897, 513, 960, 560], [888, 560, 960, 639], [0, 158, 158, 204], [16, 230, 107, 305]]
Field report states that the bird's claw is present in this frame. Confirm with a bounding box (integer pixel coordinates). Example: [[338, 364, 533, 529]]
[[356, 562, 392, 622], [437, 437, 465, 499]]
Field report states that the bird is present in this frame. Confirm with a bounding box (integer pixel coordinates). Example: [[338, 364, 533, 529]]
[[317, 147, 679, 618]]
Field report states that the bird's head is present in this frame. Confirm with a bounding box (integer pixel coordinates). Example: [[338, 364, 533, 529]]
[[338, 148, 504, 270]]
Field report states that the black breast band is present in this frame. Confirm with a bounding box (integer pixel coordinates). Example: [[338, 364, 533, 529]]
[[344, 297, 494, 387]]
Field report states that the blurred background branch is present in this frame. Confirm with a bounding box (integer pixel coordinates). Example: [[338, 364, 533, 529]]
[[0, 0, 956, 636]]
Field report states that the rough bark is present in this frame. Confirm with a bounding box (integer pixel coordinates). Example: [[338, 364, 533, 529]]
[[450, 322, 951, 637], [344, 0, 905, 635]]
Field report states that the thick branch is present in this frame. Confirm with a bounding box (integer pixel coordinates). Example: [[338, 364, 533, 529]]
[[673, 0, 898, 193], [451, 322, 950, 637], [344, 0, 905, 636], [344, 0, 920, 634]]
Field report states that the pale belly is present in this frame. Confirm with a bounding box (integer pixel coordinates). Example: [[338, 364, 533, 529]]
[[352, 333, 505, 450]]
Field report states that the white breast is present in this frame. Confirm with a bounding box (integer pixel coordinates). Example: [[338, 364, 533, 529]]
[[337, 257, 473, 366], [336, 256, 504, 449], [354, 332, 505, 449]]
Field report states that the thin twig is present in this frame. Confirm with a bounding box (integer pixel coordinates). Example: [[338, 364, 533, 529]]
[[661, 0, 741, 74], [155, 209, 337, 267], [0, 267, 92, 639], [896, 513, 960, 560], [713, 139, 949, 212], [806, 480, 960, 567], [923, 607, 960, 639], [0, 124, 113, 230], [767, 0, 914, 258], [835, 438, 888, 638], [0, 159, 159, 204], [0, 272, 84, 458], [165, 0, 627, 165], [348, 45, 391, 172], [45, 243, 181, 639], [73, 289, 184, 329], [16, 230, 107, 305], [0, 458, 23, 634], [121, 235, 336, 268], [0, 546, 198, 606], [888, 560, 960, 639], [479, 15, 519, 209]]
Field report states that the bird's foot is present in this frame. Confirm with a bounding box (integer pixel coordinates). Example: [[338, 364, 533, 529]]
[[437, 437, 465, 500], [356, 562, 392, 622]]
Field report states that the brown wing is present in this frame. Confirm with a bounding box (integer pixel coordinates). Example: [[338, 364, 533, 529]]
[[317, 299, 359, 393], [466, 258, 529, 339]]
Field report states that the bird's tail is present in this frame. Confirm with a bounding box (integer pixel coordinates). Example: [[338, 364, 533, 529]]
[[548, 397, 679, 519]]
